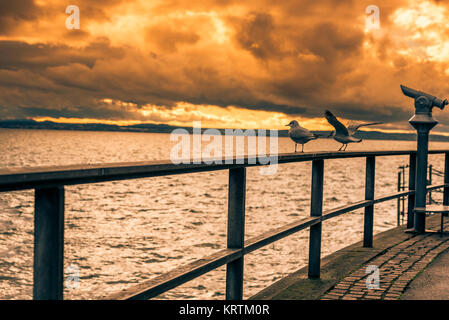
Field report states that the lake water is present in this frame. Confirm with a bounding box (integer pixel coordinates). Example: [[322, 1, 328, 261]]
[[0, 128, 448, 300]]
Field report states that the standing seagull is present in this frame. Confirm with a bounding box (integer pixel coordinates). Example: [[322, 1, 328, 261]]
[[286, 120, 320, 153], [325, 110, 382, 151]]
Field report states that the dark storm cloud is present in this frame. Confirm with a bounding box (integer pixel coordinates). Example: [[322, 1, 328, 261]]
[[268, 34, 364, 108], [227, 101, 307, 115], [0, 0, 40, 34], [0, 41, 94, 70], [0, 39, 124, 71], [186, 94, 307, 114], [18, 104, 138, 120], [0, 0, 395, 122], [0, 38, 128, 120], [300, 22, 364, 62], [234, 12, 284, 60], [328, 103, 411, 123], [1, 0, 449, 131]]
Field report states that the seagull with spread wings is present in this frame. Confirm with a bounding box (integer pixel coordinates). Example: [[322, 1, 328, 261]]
[[325, 110, 383, 151]]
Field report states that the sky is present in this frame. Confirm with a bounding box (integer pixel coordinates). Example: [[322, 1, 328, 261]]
[[2, 0, 449, 133]]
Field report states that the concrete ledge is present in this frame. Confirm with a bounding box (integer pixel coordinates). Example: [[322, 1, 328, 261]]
[[250, 215, 442, 300]]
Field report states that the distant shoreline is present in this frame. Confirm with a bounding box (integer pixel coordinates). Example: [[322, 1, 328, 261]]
[[1, 119, 449, 142]]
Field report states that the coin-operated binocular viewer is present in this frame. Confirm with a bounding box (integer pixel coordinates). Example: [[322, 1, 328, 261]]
[[401, 85, 448, 233]]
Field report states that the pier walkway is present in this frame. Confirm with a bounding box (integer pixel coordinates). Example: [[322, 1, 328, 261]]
[[251, 214, 449, 300]]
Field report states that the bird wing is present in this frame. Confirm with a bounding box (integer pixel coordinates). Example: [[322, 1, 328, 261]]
[[347, 122, 383, 135], [325, 110, 348, 136]]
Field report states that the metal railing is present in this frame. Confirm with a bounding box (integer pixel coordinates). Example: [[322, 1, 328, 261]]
[[396, 164, 442, 225], [1, 150, 449, 300]]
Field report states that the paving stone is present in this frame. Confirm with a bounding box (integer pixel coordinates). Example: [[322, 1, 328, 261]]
[[331, 290, 347, 295], [322, 293, 341, 299], [318, 233, 449, 301], [364, 295, 381, 300]]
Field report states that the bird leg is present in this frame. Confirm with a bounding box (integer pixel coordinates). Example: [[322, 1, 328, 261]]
[[294, 143, 297, 153], [338, 144, 344, 151], [301, 144, 304, 153], [343, 144, 348, 151]]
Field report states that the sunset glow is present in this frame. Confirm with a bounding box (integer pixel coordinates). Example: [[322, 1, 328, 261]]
[[2, 0, 449, 133]]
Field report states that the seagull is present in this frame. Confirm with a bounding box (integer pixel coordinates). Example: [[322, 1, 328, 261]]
[[325, 110, 382, 151], [286, 120, 320, 153]]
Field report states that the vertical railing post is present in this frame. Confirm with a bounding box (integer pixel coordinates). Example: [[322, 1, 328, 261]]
[[444, 153, 449, 206], [364, 156, 375, 248], [33, 186, 65, 300], [397, 171, 401, 226], [308, 159, 324, 278], [407, 153, 417, 228], [225, 167, 246, 300], [428, 164, 433, 204], [402, 166, 406, 224]]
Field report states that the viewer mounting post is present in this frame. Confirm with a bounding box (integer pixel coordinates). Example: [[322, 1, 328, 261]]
[[401, 85, 448, 233]]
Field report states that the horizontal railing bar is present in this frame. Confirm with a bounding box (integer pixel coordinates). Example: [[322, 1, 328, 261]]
[[106, 183, 448, 300], [107, 217, 320, 300], [0, 163, 255, 193], [426, 183, 448, 191], [321, 200, 372, 221], [373, 190, 414, 204], [107, 248, 242, 300], [320, 185, 448, 219], [3, 150, 448, 192], [243, 217, 320, 254]]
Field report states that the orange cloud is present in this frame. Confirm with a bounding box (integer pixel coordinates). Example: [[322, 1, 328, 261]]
[[1, 0, 449, 134]]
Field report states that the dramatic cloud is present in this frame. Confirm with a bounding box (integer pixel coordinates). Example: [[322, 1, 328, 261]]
[[0, 0, 41, 34], [1, 0, 449, 132]]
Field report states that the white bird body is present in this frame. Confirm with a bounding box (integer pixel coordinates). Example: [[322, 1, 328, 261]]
[[286, 120, 319, 152], [325, 110, 382, 151], [332, 133, 361, 144]]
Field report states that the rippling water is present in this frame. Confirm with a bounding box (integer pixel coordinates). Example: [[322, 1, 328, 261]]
[[0, 128, 448, 300]]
